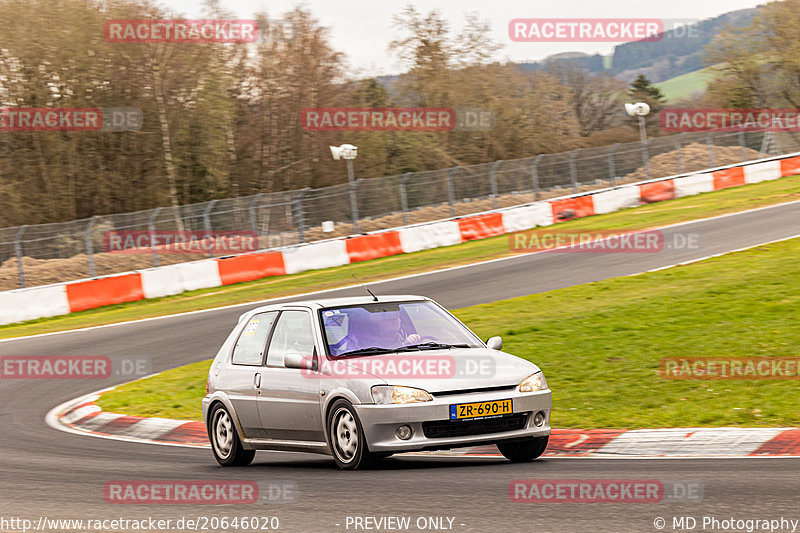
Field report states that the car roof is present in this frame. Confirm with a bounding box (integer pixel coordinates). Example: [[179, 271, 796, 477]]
[[243, 295, 432, 317]]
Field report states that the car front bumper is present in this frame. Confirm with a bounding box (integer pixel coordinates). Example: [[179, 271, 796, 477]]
[[354, 388, 551, 453], [201, 395, 211, 424]]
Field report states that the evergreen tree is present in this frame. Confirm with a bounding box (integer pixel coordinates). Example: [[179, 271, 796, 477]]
[[627, 74, 666, 130], [628, 74, 667, 103]]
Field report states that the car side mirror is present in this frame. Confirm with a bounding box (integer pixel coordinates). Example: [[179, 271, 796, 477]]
[[486, 336, 503, 350], [284, 351, 315, 370]]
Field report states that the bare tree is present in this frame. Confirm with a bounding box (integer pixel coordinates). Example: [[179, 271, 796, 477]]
[[550, 66, 626, 136]]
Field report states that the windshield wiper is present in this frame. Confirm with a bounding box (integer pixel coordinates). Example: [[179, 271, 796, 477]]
[[337, 343, 472, 356], [396, 342, 470, 351], [336, 347, 396, 357]]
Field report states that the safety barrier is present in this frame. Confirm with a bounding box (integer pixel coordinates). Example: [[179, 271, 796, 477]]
[[4, 153, 800, 326], [217, 251, 286, 286], [66, 274, 144, 313], [0, 284, 70, 324]]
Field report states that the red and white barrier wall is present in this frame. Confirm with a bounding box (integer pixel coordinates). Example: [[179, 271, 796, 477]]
[[3, 153, 800, 326]]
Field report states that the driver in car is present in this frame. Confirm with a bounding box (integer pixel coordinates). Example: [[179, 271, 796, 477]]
[[330, 311, 421, 355]]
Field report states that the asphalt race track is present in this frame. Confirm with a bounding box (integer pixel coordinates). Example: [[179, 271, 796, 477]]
[[2, 202, 800, 532]]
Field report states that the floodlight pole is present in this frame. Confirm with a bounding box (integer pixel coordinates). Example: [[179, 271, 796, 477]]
[[638, 115, 650, 181], [346, 158, 355, 184], [329, 144, 359, 230]]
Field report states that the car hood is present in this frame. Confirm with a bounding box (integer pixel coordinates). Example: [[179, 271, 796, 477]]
[[326, 347, 540, 394]]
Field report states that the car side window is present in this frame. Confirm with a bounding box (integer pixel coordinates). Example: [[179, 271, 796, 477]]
[[266, 310, 315, 367], [231, 312, 278, 365]]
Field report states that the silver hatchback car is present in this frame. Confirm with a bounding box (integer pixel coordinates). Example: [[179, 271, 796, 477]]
[[202, 295, 551, 469]]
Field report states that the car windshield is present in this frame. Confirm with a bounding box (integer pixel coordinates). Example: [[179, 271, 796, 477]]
[[321, 301, 481, 357]]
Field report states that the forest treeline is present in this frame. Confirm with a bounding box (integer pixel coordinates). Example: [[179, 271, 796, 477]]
[[0, 0, 796, 226]]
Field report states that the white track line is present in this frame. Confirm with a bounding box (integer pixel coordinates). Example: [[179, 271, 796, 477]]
[[640, 233, 800, 274]]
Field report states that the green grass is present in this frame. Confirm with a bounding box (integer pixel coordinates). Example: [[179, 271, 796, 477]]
[[3, 175, 800, 341], [99, 360, 211, 420], [655, 66, 719, 103], [98, 236, 800, 428]]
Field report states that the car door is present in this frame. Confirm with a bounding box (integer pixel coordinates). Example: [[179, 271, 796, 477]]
[[257, 308, 324, 442], [225, 311, 278, 439]]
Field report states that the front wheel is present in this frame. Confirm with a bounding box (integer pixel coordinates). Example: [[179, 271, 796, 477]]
[[497, 436, 549, 463], [208, 403, 255, 467], [327, 400, 375, 470]]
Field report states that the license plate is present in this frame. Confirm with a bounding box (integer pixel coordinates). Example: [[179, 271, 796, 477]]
[[449, 399, 513, 420]]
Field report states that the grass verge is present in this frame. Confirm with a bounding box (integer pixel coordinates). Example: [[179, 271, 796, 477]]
[[655, 66, 718, 102], [3, 174, 800, 342], [98, 236, 800, 428]]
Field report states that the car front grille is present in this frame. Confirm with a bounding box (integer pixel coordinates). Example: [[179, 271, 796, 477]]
[[422, 413, 528, 439], [431, 385, 517, 397]]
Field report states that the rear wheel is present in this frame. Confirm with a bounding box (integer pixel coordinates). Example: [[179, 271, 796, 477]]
[[327, 400, 375, 470], [497, 436, 549, 463], [208, 403, 255, 467]]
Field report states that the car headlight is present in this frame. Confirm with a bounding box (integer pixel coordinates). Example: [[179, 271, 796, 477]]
[[371, 385, 433, 405], [519, 372, 547, 393]]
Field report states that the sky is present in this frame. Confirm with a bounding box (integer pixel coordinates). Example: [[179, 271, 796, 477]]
[[159, 0, 770, 76]]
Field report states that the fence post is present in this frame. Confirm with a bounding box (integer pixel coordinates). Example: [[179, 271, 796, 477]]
[[761, 118, 778, 156], [85, 216, 98, 278], [248, 195, 260, 235], [349, 180, 361, 234], [14, 225, 27, 289], [706, 132, 715, 167], [202, 200, 217, 234], [447, 168, 458, 217], [399, 173, 412, 226], [148, 208, 161, 268], [760, 130, 772, 158], [202, 200, 217, 257], [569, 149, 581, 193], [676, 133, 684, 174], [738, 131, 746, 161], [490, 160, 503, 209], [531, 155, 543, 200], [294, 188, 309, 243], [608, 144, 618, 181]]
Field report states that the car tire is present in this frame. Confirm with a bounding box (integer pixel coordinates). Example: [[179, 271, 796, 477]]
[[327, 400, 374, 470], [497, 436, 549, 463], [208, 403, 255, 467]]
